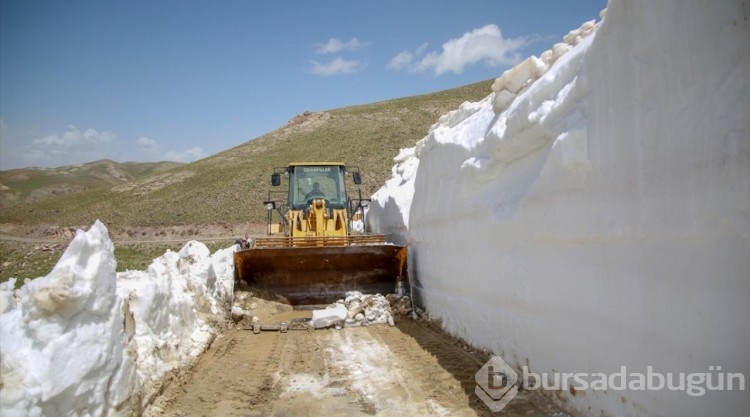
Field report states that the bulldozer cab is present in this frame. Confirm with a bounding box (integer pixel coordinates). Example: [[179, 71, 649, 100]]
[[235, 162, 406, 305], [288, 164, 347, 210], [266, 162, 368, 238]]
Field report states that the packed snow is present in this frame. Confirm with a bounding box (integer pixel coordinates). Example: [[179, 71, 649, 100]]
[[0, 221, 236, 416], [369, 1, 749, 417]]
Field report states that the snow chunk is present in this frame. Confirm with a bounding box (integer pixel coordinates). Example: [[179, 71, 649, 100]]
[[311, 303, 347, 329], [310, 291, 401, 329]]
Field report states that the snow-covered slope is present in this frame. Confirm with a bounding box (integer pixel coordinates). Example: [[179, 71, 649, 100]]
[[0, 221, 235, 416], [370, 1, 749, 416]]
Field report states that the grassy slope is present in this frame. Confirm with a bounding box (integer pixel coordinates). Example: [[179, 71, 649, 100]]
[[0, 79, 493, 232], [0, 160, 183, 208]]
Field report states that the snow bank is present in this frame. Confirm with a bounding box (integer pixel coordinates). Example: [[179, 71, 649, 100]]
[[369, 1, 749, 417], [116, 241, 235, 404], [0, 221, 235, 416], [369, 147, 419, 245]]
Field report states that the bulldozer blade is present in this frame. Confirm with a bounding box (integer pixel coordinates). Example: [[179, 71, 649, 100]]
[[234, 245, 407, 305]]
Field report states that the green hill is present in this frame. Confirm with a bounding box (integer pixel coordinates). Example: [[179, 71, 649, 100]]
[[0, 160, 183, 209], [0, 79, 494, 233]]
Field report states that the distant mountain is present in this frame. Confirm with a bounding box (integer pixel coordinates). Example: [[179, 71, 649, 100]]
[[0, 160, 184, 208], [0, 79, 494, 231]]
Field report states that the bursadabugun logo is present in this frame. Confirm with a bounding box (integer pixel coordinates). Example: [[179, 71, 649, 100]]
[[475, 355, 747, 412], [475, 356, 519, 412]]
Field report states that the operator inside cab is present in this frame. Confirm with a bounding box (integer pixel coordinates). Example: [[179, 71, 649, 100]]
[[305, 182, 326, 200]]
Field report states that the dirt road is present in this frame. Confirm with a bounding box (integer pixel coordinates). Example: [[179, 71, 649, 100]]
[[145, 317, 566, 417]]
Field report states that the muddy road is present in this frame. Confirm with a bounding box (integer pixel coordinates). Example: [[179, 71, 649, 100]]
[[145, 316, 567, 417]]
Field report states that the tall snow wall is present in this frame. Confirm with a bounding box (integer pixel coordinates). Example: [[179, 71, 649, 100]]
[[369, 1, 749, 416]]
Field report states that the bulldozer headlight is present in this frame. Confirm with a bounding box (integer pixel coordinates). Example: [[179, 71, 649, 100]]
[[360, 199, 370, 208], [264, 201, 276, 210]]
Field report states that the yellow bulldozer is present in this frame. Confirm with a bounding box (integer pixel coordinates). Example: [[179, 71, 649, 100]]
[[233, 162, 407, 305]]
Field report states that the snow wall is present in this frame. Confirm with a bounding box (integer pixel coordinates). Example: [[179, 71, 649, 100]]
[[0, 221, 236, 416], [369, 1, 749, 416]]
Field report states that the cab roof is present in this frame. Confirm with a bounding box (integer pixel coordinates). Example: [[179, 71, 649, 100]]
[[288, 162, 346, 167]]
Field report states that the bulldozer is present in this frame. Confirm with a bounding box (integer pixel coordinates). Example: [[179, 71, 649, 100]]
[[233, 162, 407, 305]]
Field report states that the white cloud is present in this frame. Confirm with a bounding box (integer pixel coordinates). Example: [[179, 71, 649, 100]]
[[0, 123, 206, 170], [309, 57, 363, 75], [387, 43, 429, 71], [135, 136, 163, 159], [388, 24, 527, 75], [309, 36, 370, 76], [316, 37, 369, 54], [140, 137, 203, 163], [387, 51, 414, 72], [136, 136, 157, 149], [164, 147, 204, 163], [31, 125, 115, 148], [10, 125, 120, 167]]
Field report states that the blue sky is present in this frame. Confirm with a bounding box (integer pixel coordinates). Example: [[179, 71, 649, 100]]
[[0, 0, 607, 170]]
